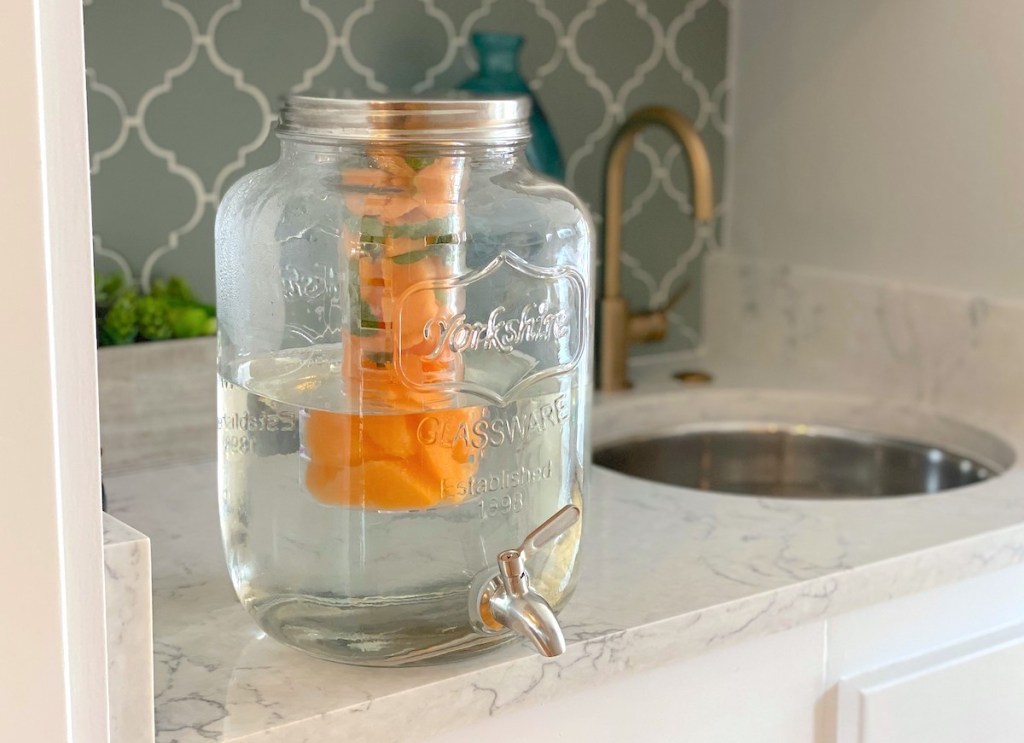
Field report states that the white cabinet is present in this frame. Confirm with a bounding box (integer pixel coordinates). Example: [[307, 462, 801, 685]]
[[837, 623, 1024, 743], [828, 562, 1024, 743]]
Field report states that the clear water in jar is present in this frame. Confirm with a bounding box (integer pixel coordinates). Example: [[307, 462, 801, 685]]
[[218, 347, 584, 666]]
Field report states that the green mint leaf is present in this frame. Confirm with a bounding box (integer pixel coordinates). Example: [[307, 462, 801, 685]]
[[405, 156, 435, 171], [391, 248, 433, 265]]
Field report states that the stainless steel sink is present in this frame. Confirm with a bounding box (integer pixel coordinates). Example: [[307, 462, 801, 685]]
[[593, 422, 1008, 498]]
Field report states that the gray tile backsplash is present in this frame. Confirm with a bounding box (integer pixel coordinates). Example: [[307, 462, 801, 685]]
[[85, 0, 731, 353]]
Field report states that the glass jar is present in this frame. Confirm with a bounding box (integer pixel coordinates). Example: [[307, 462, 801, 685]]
[[215, 97, 593, 666]]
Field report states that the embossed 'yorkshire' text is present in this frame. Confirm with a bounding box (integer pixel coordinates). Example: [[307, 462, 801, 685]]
[[423, 302, 570, 359]]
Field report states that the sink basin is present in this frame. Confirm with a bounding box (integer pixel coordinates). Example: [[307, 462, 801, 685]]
[[594, 422, 1010, 498]]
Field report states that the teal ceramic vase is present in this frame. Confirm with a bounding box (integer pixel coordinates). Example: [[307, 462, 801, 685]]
[[459, 32, 565, 181]]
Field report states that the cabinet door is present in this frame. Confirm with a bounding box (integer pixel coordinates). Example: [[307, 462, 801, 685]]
[[837, 622, 1024, 743]]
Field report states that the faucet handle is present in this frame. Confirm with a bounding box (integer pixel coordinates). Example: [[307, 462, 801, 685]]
[[628, 281, 691, 344], [660, 280, 691, 313], [516, 504, 581, 561]]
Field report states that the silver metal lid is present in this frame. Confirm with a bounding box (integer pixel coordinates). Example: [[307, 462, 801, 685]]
[[278, 96, 532, 145]]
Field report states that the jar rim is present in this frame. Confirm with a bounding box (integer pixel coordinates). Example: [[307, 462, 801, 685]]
[[277, 96, 532, 145]]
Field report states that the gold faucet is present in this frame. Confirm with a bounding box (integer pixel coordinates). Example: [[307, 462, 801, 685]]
[[599, 106, 715, 391]]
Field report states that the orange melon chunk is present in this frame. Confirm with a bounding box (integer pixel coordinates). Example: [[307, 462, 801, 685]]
[[360, 459, 439, 509], [303, 410, 370, 467], [302, 405, 484, 510], [419, 408, 482, 485], [414, 159, 460, 204], [370, 153, 417, 179], [304, 456, 441, 510], [381, 195, 421, 222], [305, 461, 353, 506], [341, 168, 397, 189], [363, 413, 418, 460]]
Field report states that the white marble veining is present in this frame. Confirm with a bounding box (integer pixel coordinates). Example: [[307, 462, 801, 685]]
[[101, 255, 1024, 742], [702, 252, 1024, 432], [103, 513, 155, 743]]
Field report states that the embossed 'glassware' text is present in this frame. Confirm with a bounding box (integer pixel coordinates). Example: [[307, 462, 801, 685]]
[[215, 98, 593, 666]]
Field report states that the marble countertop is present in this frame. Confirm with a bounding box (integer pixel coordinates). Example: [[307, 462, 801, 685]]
[[105, 371, 1024, 743]]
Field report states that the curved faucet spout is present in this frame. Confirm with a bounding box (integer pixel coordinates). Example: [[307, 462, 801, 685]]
[[490, 589, 566, 658], [599, 106, 715, 391]]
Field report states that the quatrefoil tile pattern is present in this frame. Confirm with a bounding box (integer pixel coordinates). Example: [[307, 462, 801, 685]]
[[85, 0, 731, 354]]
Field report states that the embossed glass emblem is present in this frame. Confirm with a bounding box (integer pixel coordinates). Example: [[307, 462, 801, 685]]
[[395, 251, 586, 404]]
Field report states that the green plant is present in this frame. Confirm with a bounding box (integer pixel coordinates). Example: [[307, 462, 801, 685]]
[[95, 273, 216, 346]]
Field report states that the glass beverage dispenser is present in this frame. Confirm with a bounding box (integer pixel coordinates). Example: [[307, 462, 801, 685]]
[[215, 97, 593, 666]]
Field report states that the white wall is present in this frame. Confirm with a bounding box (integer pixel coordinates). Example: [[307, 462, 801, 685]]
[[2, 0, 109, 740], [730, 0, 1024, 299]]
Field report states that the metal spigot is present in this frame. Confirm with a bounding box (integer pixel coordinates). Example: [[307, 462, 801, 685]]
[[599, 105, 715, 391], [470, 505, 581, 657]]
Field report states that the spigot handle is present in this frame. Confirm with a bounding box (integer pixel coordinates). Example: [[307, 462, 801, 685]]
[[517, 505, 581, 561]]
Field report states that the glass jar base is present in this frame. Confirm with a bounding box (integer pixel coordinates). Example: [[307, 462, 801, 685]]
[[249, 592, 518, 667]]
